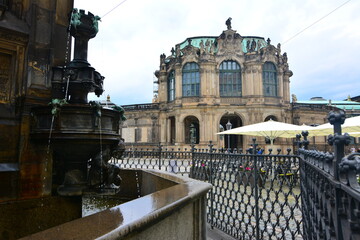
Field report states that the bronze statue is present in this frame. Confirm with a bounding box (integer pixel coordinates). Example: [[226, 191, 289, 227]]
[[88, 143, 124, 190], [226, 17, 232, 30]]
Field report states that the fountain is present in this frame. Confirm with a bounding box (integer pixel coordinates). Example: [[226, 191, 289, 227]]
[[31, 9, 125, 196], [0, 5, 210, 240]]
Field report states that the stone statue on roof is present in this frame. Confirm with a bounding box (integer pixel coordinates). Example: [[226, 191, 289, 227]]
[[250, 39, 256, 52], [199, 40, 205, 54], [226, 17, 232, 30]]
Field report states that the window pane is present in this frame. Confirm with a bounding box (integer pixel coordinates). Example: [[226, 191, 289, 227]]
[[263, 62, 277, 97], [182, 63, 200, 97], [168, 70, 176, 101], [219, 60, 241, 97]]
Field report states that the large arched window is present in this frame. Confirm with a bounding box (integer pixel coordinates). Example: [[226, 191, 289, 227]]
[[167, 70, 175, 102], [182, 62, 200, 97], [219, 60, 242, 97], [263, 62, 278, 97]]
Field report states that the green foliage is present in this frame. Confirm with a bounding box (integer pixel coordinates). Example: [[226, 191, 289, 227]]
[[112, 105, 127, 121], [89, 101, 102, 117], [49, 99, 68, 116]]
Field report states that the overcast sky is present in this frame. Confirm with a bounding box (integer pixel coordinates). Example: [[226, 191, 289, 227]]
[[74, 0, 360, 105]]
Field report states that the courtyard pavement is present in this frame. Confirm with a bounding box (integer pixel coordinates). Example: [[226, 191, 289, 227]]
[[207, 224, 236, 240]]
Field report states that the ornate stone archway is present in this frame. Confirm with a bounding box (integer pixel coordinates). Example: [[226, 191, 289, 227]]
[[219, 114, 243, 149]]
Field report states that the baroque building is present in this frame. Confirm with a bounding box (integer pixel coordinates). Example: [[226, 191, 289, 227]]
[[120, 19, 360, 151]]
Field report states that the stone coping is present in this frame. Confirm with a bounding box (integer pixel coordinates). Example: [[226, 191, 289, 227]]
[[20, 169, 212, 240]]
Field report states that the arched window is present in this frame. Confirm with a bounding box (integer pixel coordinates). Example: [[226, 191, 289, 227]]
[[264, 115, 277, 121], [263, 62, 278, 97], [168, 70, 175, 102], [182, 62, 200, 97], [219, 60, 242, 97]]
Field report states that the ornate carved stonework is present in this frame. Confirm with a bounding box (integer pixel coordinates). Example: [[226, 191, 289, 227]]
[[217, 30, 243, 56], [0, 31, 28, 44], [0, 53, 11, 102], [181, 44, 199, 57]]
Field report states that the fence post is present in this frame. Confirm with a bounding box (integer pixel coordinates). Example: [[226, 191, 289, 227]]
[[251, 138, 260, 240], [295, 134, 302, 154], [327, 111, 347, 181], [208, 141, 214, 229], [158, 142, 162, 170], [327, 110, 351, 238], [301, 131, 309, 150], [190, 143, 195, 178]]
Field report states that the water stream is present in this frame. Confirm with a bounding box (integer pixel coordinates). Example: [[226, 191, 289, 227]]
[[134, 171, 141, 198], [43, 115, 55, 192], [63, 10, 73, 101], [99, 114, 103, 190]]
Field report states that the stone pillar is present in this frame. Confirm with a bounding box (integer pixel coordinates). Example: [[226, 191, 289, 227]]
[[199, 61, 217, 101], [243, 63, 255, 97], [158, 68, 167, 103], [278, 69, 284, 99], [166, 117, 170, 144], [175, 63, 182, 102], [283, 70, 293, 103], [176, 115, 184, 144], [199, 111, 207, 144], [159, 115, 167, 144], [253, 65, 262, 96]]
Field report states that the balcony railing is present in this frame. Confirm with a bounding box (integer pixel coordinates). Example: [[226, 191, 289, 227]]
[[121, 103, 159, 111]]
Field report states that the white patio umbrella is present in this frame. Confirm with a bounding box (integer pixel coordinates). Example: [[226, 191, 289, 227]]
[[347, 132, 360, 137], [306, 115, 360, 136], [217, 119, 312, 145]]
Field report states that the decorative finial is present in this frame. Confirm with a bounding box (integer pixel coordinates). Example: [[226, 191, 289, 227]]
[[107, 94, 110, 101], [347, 95, 351, 101], [226, 17, 232, 30]]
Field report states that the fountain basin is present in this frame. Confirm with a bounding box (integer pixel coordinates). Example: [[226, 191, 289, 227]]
[[31, 105, 122, 195], [19, 169, 212, 240]]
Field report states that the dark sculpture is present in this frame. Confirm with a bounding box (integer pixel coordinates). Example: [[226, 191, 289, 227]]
[[283, 52, 288, 63], [267, 38, 271, 45], [246, 40, 251, 52], [52, 9, 104, 104], [226, 17, 232, 30], [31, 9, 125, 196], [88, 142, 124, 191], [250, 39, 256, 52]]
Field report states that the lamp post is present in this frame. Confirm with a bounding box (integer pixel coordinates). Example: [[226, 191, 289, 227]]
[[226, 120, 232, 150]]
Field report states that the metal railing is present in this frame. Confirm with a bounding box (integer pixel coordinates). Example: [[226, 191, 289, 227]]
[[111, 142, 303, 240], [298, 111, 360, 240], [121, 103, 159, 111]]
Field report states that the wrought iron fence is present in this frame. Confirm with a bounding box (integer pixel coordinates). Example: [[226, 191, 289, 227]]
[[298, 111, 360, 240], [111, 142, 303, 240]]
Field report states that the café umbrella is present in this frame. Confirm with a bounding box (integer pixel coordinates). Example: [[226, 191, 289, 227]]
[[217, 119, 312, 145], [306, 115, 360, 136]]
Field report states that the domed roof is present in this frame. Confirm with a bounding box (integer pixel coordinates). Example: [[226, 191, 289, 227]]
[[176, 35, 268, 54]]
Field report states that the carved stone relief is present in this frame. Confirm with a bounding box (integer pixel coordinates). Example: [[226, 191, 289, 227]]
[[217, 30, 243, 56], [0, 53, 11, 102]]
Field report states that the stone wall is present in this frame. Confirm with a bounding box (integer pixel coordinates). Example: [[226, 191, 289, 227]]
[[0, 0, 74, 202], [19, 170, 211, 240]]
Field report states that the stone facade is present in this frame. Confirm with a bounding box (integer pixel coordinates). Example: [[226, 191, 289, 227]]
[[0, 0, 73, 202], [121, 21, 359, 151]]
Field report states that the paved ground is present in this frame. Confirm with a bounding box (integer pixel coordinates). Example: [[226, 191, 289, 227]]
[[207, 224, 236, 240]]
